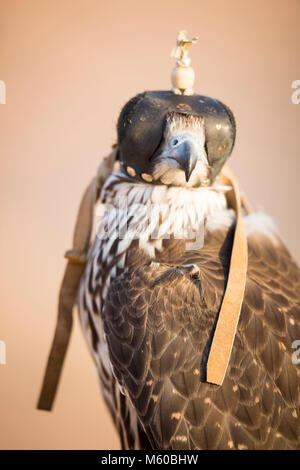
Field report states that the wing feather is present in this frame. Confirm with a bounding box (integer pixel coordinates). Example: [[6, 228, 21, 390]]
[[102, 220, 300, 449]]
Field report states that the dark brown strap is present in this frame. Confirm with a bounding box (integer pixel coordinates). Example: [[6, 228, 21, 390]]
[[206, 166, 249, 385], [37, 263, 84, 410], [37, 150, 116, 411]]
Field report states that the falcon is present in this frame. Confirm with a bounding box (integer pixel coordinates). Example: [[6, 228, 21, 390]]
[[77, 89, 300, 450]]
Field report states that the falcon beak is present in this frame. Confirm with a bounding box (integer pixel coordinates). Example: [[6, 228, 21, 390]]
[[168, 137, 200, 182]]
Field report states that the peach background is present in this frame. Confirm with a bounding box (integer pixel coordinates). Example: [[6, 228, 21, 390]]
[[0, 0, 299, 450]]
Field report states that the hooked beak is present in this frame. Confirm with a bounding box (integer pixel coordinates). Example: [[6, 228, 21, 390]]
[[168, 138, 201, 182]]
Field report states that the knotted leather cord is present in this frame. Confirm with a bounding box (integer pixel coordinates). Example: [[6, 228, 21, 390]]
[[37, 156, 250, 410], [37, 149, 117, 411]]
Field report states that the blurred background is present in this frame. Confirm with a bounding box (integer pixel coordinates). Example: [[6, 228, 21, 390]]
[[0, 0, 299, 450]]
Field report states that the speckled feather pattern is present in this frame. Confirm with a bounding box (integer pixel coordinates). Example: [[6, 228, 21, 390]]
[[78, 172, 300, 450]]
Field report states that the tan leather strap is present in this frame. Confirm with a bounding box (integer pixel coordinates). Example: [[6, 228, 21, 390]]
[[206, 166, 249, 385], [37, 149, 117, 411]]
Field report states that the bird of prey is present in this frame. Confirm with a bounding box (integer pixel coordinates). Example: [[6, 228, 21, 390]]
[[77, 90, 300, 450]]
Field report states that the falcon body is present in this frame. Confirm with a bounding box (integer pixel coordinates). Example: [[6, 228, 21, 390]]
[[77, 108, 300, 449]]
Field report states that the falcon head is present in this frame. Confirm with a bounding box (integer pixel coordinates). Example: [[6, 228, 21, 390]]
[[150, 112, 209, 187], [117, 91, 236, 186]]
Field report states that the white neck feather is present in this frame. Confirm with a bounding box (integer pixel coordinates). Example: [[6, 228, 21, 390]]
[[97, 171, 229, 259]]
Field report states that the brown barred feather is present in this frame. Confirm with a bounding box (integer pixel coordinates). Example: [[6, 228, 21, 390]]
[[98, 227, 300, 449], [78, 177, 300, 450]]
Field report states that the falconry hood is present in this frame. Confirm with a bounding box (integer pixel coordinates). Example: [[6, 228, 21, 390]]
[[117, 31, 236, 183]]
